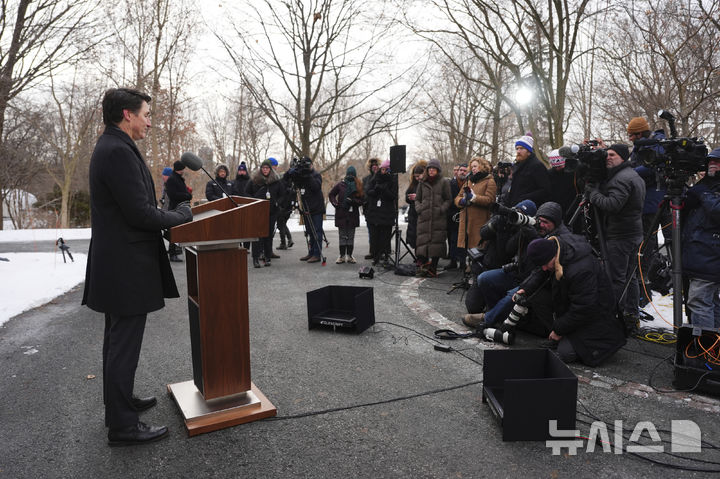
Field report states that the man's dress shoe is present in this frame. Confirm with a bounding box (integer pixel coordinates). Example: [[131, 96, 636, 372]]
[[131, 395, 157, 412], [108, 422, 168, 446]]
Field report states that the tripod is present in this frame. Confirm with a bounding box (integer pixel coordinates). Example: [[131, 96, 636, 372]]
[[389, 173, 416, 268], [295, 188, 329, 266], [618, 179, 686, 328], [567, 190, 610, 276]]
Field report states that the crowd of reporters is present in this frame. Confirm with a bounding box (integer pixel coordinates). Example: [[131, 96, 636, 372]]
[[161, 114, 719, 366]]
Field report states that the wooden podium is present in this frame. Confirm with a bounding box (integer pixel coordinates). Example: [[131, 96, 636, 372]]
[[168, 196, 276, 436]]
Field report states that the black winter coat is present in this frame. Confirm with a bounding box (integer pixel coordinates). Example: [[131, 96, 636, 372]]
[[548, 168, 578, 220], [290, 169, 325, 215], [405, 183, 419, 248], [206, 176, 233, 201], [165, 171, 192, 209], [82, 126, 190, 315], [588, 161, 645, 241], [245, 169, 286, 216], [521, 234, 626, 366], [682, 176, 720, 282], [365, 172, 397, 226], [504, 155, 551, 207], [328, 179, 363, 229], [232, 175, 251, 196]]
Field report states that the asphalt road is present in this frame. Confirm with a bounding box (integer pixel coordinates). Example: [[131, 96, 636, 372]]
[[1, 229, 719, 478]]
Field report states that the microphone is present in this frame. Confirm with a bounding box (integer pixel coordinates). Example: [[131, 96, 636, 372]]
[[181, 151, 203, 171], [180, 151, 239, 207], [558, 145, 577, 159]]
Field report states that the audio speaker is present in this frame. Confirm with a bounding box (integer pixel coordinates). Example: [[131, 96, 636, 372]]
[[389, 145, 406, 173]]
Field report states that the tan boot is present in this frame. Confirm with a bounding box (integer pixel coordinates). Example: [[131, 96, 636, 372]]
[[462, 313, 486, 329]]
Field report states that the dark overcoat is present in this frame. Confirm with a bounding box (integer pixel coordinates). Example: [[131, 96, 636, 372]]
[[82, 126, 189, 315], [544, 235, 626, 366], [365, 172, 397, 226], [415, 175, 452, 258], [504, 154, 550, 207]]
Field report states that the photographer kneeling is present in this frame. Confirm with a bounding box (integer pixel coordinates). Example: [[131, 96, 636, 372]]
[[585, 144, 645, 332], [519, 238, 626, 366], [462, 200, 538, 328]]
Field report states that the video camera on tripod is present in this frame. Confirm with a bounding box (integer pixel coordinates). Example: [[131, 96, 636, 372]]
[[633, 110, 707, 184], [286, 156, 314, 184], [560, 142, 607, 184]]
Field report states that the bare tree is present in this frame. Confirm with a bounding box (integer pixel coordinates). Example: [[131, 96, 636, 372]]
[[19, 72, 101, 228], [412, 0, 602, 152], [104, 0, 197, 177], [218, 0, 420, 173], [0, 0, 99, 229], [598, 0, 720, 140]]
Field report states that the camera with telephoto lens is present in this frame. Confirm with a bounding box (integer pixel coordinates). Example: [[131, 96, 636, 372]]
[[634, 110, 707, 181], [491, 203, 536, 227], [483, 327, 515, 345], [500, 290, 529, 330]]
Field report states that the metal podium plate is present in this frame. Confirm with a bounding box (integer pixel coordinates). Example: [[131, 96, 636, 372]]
[[168, 380, 261, 421]]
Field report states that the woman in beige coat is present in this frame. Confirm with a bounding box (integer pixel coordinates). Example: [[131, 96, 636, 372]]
[[454, 157, 496, 250]]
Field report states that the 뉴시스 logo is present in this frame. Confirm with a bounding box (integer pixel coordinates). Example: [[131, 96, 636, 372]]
[[546, 419, 702, 455]]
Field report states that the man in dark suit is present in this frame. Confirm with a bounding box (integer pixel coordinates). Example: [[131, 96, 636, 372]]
[[82, 88, 192, 446]]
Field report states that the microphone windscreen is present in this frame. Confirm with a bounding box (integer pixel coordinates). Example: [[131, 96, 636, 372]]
[[558, 146, 576, 158], [181, 151, 203, 171]]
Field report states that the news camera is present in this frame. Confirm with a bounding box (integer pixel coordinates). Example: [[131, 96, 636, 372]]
[[634, 111, 707, 182], [574, 144, 607, 183]]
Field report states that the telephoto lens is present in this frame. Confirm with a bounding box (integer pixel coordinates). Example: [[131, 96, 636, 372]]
[[502, 303, 529, 330], [483, 327, 515, 345]]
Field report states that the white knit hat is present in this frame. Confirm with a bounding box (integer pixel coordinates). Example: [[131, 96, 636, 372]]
[[548, 149, 565, 168], [515, 133, 534, 153]]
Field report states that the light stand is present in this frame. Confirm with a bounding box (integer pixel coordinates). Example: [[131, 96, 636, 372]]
[[390, 173, 416, 268]]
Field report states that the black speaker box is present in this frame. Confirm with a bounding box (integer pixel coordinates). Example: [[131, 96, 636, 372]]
[[307, 285, 375, 333], [674, 326, 720, 396], [482, 349, 577, 441], [390, 145, 406, 173]]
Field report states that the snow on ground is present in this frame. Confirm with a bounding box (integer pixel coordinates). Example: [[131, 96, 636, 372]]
[[0, 252, 87, 326]]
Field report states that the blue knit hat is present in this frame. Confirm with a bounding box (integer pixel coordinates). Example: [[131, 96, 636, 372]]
[[514, 199, 537, 217], [162, 167, 173, 176], [515, 133, 534, 153], [269, 157, 278, 166], [346, 165, 357, 177], [708, 147, 720, 159], [238, 161, 247, 172]]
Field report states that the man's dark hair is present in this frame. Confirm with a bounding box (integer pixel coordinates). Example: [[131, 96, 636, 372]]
[[102, 88, 152, 126]]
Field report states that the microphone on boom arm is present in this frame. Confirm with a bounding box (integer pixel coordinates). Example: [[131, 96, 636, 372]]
[[180, 151, 239, 207]]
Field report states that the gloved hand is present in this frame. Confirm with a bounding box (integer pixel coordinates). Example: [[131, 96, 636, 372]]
[[458, 197, 467, 207], [174, 201, 193, 223], [470, 190, 477, 203], [186, 186, 192, 194]]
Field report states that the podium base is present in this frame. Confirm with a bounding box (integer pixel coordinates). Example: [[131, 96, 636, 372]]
[[167, 380, 277, 436]]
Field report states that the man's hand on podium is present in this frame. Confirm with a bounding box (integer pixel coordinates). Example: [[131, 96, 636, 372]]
[[174, 201, 193, 223]]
